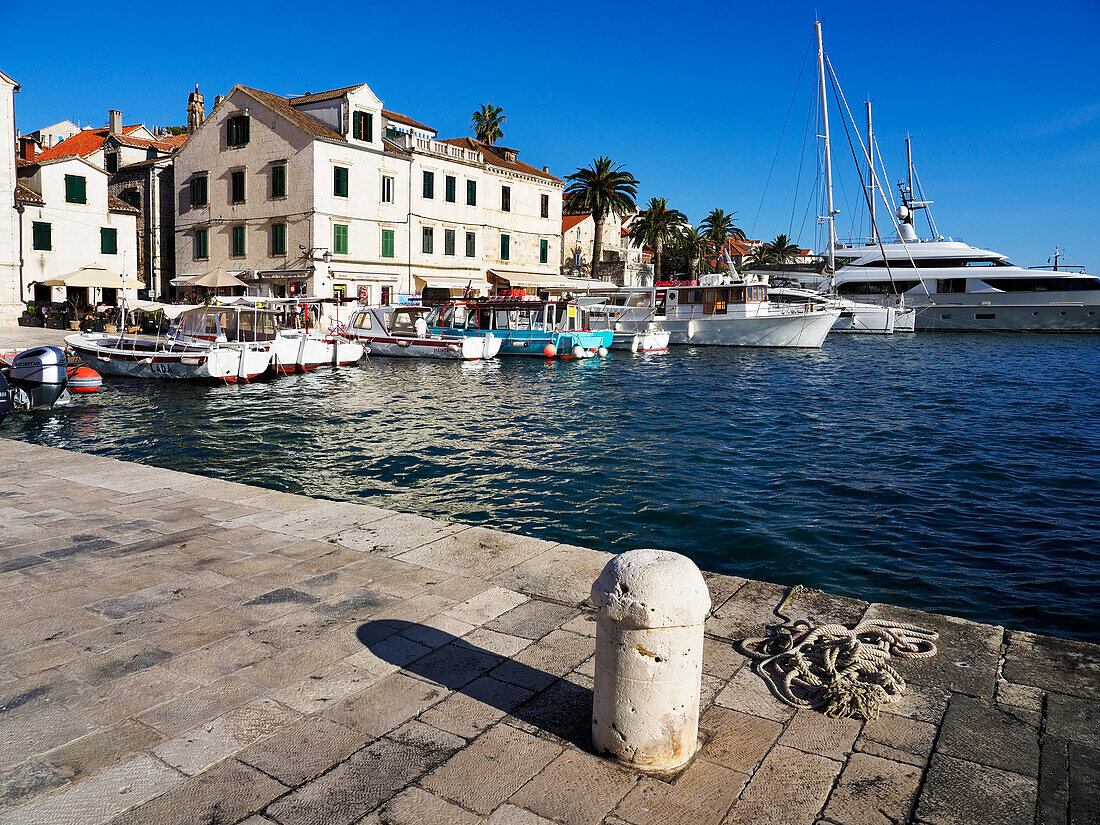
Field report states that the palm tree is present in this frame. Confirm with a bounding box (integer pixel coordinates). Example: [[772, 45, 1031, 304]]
[[677, 227, 707, 279], [564, 158, 638, 279], [699, 208, 745, 268], [629, 197, 688, 283], [760, 234, 802, 264], [471, 104, 506, 145]]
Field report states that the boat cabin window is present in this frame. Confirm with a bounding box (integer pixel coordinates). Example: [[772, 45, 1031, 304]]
[[937, 278, 967, 294], [441, 304, 480, 330], [391, 309, 428, 333], [235, 311, 277, 342], [837, 280, 921, 296], [980, 277, 1100, 292], [351, 311, 373, 331], [686, 290, 703, 303], [857, 257, 1008, 268]]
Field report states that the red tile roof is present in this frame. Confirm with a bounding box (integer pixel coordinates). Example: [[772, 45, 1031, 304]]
[[238, 86, 345, 143], [15, 183, 43, 204], [36, 125, 144, 161], [438, 137, 561, 183], [159, 133, 189, 150], [382, 109, 434, 132], [562, 214, 588, 233]]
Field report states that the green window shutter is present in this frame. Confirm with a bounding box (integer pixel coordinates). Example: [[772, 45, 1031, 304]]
[[64, 175, 86, 204], [190, 176, 206, 206], [423, 171, 434, 199], [353, 112, 363, 140], [445, 229, 455, 256], [100, 227, 118, 255], [271, 224, 287, 255], [422, 227, 433, 254], [227, 115, 250, 146], [540, 239, 548, 264], [501, 234, 510, 261], [194, 229, 208, 259], [334, 224, 348, 255], [231, 170, 245, 202], [334, 167, 348, 197], [366, 113, 373, 142], [32, 221, 51, 251], [465, 231, 475, 257], [467, 180, 476, 206], [445, 176, 456, 203], [271, 165, 286, 198], [382, 229, 395, 258], [232, 226, 246, 256]]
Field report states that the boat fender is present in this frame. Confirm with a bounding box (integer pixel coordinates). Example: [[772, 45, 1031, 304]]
[[631, 335, 640, 354], [597, 346, 609, 358], [447, 344, 460, 353], [687, 320, 697, 340], [514, 340, 528, 348], [572, 345, 585, 359], [543, 343, 557, 358], [398, 340, 411, 348], [66, 365, 102, 393]]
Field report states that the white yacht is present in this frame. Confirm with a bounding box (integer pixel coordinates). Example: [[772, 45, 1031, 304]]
[[831, 206, 1100, 332]]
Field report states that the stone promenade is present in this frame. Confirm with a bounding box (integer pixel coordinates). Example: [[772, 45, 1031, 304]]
[[0, 438, 1096, 824]]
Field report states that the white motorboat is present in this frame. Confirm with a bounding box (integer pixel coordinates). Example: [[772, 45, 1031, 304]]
[[580, 293, 671, 352], [66, 303, 274, 382], [768, 286, 901, 334], [343, 305, 501, 360]]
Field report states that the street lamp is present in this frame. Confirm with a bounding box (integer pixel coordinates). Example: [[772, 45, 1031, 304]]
[[299, 245, 331, 263]]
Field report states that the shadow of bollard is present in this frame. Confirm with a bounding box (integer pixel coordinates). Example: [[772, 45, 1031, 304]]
[[356, 620, 594, 750]]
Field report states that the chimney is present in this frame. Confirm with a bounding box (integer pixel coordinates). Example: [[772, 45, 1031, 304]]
[[187, 84, 206, 135], [542, 165, 549, 173], [18, 137, 36, 162], [213, 94, 225, 109], [109, 109, 122, 134]]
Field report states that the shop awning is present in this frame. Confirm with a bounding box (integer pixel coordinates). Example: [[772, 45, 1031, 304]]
[[488, 270, 604, 290], [41, 265, 144, 290], [329, 270, 400, 283], [415, 274, 489, 292], [255, 269, 312, 280]]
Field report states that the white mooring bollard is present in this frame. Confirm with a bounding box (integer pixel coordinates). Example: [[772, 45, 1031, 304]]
[[590, 548, 711, 772]]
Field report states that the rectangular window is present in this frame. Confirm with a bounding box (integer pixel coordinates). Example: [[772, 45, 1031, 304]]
[[466, 179, 477, 206], [465, 231, 476, 258], [100, 227, 117, 255], [189, 175, 208, 206], [333, 224, 348, 255], [500, 233, 510, 261], [105, 153, 118, 174], [423, 171, 434, 199], [231, 225, 246, 257], [226, 115, 250, 146], [422, 226, 434, 254], [445, 175, 456, 203], [381, 228, 395, 258], [32, 221, 51, 251], [333, 166, 349, 198], [271, 223, 287, 256], [501, 186, 511, 212], [64, 174, 86, 204], [541, 194, 550, 219], [194, 228, 208, 259], [352, 111, 373, 142], [444, 229, 456, 256], [270, 164, 286, 198], [230, 170, 245, 203], [540, 238, 548, 264], [381, 175, 393, 203]]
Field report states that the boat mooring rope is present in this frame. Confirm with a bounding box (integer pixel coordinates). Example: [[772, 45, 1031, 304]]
[[738, 586, 939, 720]]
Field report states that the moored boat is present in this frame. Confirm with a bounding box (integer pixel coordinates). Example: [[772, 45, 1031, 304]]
[[344, 304, 500, 360], [431, 297, 613, 358]]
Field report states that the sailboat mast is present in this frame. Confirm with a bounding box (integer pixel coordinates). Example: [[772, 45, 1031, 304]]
[[866, 100, 876, 245], [906, 135, 913, 205], [815, 20, 836, 273]]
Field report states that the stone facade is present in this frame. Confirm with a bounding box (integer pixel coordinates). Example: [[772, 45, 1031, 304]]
[[0, 70, 20, 323], [562, 212, 651, 287], [172, 82, 563, 303], [109, 159, 175, 299]]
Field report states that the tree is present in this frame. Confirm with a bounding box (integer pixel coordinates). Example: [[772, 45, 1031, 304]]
[[677, 226, 707, 279], [564, 158, 638, 280], [629, 197, 688, 283], [760, 234, 802, 264], [699, 208, 745, 268], [471, 104, 506, 145]]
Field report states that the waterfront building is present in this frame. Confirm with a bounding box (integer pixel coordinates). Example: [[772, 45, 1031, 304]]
[[15, 141, 139, 306], [0, 70, 20, 324], [172, 82, 564, 304], [561, 211, 652, 286]]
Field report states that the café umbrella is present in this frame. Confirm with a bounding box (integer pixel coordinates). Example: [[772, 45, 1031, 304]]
[[41, 265, 144, 290]]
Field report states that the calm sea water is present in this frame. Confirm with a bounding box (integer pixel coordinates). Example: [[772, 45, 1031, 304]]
[[6, 333, 1099, 642]]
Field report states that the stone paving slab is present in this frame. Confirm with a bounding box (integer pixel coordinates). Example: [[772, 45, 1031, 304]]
[[0, 437, 1097, 825]]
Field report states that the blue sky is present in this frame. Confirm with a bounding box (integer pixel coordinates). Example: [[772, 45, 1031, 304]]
[[5, 0, 1098, 272]]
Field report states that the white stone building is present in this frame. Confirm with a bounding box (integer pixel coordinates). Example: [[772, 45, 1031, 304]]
[[16, 150, 139, 306], [172, 82, 565, 304], [0, 70, 20, 323], [561, 211, 652, 286], [28, 120, 80, 150]]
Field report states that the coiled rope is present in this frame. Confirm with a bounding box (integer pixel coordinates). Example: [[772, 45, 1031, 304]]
[[738, 586, 939, 720]]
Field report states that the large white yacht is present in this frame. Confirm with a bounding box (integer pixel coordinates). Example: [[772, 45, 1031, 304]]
[[831, 205, 1100, 332]]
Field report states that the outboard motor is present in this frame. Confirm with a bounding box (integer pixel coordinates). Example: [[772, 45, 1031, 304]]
[[0, 371, 10, 426], [8, 346, 69, 409]]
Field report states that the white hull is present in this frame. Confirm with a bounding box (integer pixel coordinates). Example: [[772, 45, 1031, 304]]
[[348, 331, 500, 360], [66, 334, 272, 381], [667, 308, 840, 348], [831, 302, 896, 334], [273, 333, 365, 373], [610, 330, 670, 352], [845, 291, 1100, 332]]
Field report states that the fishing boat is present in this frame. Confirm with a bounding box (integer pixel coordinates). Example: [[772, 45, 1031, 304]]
[[431, 296, 613, 358], [344, 304, 500, 360], [66, 304, 274, 382]]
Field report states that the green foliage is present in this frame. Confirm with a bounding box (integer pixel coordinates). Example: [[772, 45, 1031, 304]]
[[162, 126, 188, 135], [629, 197, 688, 281], [699, 208, 745, 255], [565, 158, 638, 278], [471, 104, 506, 145]]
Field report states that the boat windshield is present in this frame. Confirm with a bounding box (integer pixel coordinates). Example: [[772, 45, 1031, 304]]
[[389, 307, 431, 333], [440, 304, 481, 330]]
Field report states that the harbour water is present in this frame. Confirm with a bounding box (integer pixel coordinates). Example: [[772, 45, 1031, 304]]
[[6, 333, 1099, 642]]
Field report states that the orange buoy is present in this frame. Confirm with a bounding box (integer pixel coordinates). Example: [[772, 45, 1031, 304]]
[[67, 365, 102, 393], [543, 343, 557, 358]]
